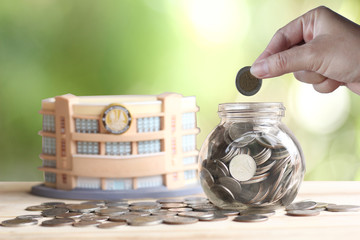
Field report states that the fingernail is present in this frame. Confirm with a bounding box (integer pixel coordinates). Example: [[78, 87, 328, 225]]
[[250, 60, 269, 78]]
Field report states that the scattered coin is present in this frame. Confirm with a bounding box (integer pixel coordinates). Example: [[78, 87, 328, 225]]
[[163, 216, 199, 225], [178, 211, 214, 220], [73, 220, 100, 227], [286, 209, 321, 217], [1, 218, 38, 227], [160, 203, 187, 209], [97, 222, 126, 229], [235, 66, 262, 96], [240, 209, 276, 217], [26, 205, 53, 211], [127, 216, 163, 226], [41, 207, 69, 217], [16, 214, 43, 220], [233, 215, 268, 223], [41, 218, 75, 227], [326, 204, 360, 212], [285, 201, 317, 211]]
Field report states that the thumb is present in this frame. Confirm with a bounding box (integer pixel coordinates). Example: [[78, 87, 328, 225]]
[[250, 44, 320, 79]]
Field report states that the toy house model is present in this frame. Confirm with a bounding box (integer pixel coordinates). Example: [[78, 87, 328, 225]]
[[34, 93, 201, 199]]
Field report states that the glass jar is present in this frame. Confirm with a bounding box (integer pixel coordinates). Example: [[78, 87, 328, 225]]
[[199, 102, 305, 210]]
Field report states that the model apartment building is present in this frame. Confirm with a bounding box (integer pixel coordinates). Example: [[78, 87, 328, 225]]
[[38, 93, 200, 192]]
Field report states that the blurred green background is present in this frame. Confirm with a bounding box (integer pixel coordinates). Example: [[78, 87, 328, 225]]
[[1, 0, 360, 181]]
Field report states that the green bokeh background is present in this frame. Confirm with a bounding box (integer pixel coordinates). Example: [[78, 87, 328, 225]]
[[1, 0, 360, 181]]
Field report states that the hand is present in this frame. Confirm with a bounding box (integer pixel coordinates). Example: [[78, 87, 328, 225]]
[[250, 6, 360, 95]]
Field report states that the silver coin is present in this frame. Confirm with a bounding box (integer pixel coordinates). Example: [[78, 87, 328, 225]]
[[129, 205, 161, 213], [97, 222, 127, 229], [286, 209, 321, 217], [1, 218, 38, 227], [210, 184, 235, 202], [191, 204, 218, 212], [286, 201, 317, 211], [200, 212, 228, 221], [162, 216, 198, 225], [253, 148, 272, 165], [42, 201, 66, 207], [130, 201, 160, 207], [240, 209, 275, 217], [81, 200, 106, 206], [218, 176, 242, 197], [96, 208, 128, 216], [56, 212, 83, 219], [200, 168, 215, 188], [228, 122, 253, 141], [41, 207, 69, 217], [160, 203, 187, 209], [80, 215, 109, 222], [220, 146, 240, 163], [326, 204, 360, 212], [105, 202, 129, 208], [256, 133, 282, 149], [178, 211, 214, 220], [16, 214, 43, 220], [213, 209, 240, 216], [206, 160, 228, 179], [167, 207, 193, 212], [235, 66, 262, 96], [41, 218, 75, 227], [229, 154, 256, 181], [66, 204, 100, 213], [233, 215, 268, 222], [73, 220, 100, 227], [127, 216, 163, 226], [231, 132, 256, 148], [184, 196, 209, 204], [26, 205, 53, 211]]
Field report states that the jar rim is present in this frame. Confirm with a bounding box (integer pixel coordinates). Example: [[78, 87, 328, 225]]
[[218, 102, 285, 118]]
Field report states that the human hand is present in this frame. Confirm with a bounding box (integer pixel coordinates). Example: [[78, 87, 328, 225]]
[[250, 6, 360, 95]]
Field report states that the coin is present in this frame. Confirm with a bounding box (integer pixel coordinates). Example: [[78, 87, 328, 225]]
[[41, 218, 75, 227], [67, 204, 100, 213], [42, 201, 66, 207], [178, 211, 214, 220], [56, 212, 83, 219], [129, 205, 161, 212], [41, 207, 69, 217], [326, 204, 360, 212], [130, 201, 160, 207], [16, 214, 43, 220], [240, 209, 275, 217], [156, 198, 185, 204], [233, 215, 268, 222], [229, 154, 256, 181], [97, 222, 127, 229], [160, 203, 187, 209], [96, 207, 128, 216], [73, 220, 100, 227], [167, 207, 193, 212], [163, 216, 199, 225], [1, 218, 38, 227], [218, 176, 242, 197], [286, 209, 321, 217], [26, 205, 53, 211], [200, 212, 228, 221], [285, 201, 317, 211], [213, 209, 240, 216], [210, 184, 235, 202], [127, 216, 163, 226], [235, 66, 262, 96]]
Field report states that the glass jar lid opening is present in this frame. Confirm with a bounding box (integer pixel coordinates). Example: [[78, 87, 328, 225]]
[[218, 102, 285, 118]]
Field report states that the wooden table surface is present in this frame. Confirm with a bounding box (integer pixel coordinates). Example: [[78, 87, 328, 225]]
[[0, 181, 360, 240]]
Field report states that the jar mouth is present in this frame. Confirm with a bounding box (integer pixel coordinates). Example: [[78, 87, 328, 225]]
[[218, 102, 285, 118]]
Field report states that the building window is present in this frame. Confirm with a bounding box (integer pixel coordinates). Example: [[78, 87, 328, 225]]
[[183, 156, 197, 165], [76, 177, 101, 189], [44, 172, 56, 183], [137, 117, 160, 133], [137, 175, 163, 188], [184, 169, 198, 185], [105, 142, 131, 155], [43, 115, 55, 132], [43, 159, 56, 168], [182, 112, 196, 130], [138, 140, 161, 154], [182, 135, 196, 152], [75, 118, 99, 133], [77, 141, 99, 155], [42, 137, 56, 155], [105, 178, 132, 190]]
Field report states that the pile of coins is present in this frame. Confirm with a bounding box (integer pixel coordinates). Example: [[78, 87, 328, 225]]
[[200, 122, 303, 209], [1, 198, 359, 227]]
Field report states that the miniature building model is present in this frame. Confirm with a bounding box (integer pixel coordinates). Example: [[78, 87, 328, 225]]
[[38, 93, 200, 194]]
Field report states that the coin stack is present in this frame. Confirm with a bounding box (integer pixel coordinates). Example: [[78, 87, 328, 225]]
[[1, 199, 359, 227], [200, 122, 303, 209]]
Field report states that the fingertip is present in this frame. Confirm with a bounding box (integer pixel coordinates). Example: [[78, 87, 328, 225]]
[[250, 59, 269, 78]]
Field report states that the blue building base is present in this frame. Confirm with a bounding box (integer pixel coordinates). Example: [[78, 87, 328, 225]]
[[31, 184, 204, 200]]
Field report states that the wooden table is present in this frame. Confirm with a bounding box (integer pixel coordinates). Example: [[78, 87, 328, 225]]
[[0, 181, 360, 240]]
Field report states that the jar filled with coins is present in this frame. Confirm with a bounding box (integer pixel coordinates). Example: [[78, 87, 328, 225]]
[[199, 102, 305, 210]]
